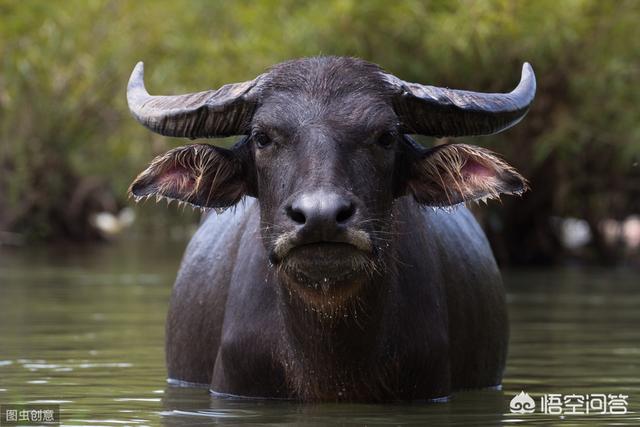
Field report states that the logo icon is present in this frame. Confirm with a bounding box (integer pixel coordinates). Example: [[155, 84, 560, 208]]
[[510, 391, 536, 414]]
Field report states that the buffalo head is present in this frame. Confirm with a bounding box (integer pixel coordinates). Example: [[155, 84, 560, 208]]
[[129, 57, 534, 305]]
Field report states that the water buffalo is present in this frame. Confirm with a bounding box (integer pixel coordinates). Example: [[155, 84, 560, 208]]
[[127, 56, 535, 402]]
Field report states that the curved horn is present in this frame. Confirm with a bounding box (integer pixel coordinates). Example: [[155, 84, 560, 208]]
[[383, 63, 536, 137], [127, 62, 264, 138]]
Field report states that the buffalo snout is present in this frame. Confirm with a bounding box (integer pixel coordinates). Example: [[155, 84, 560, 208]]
[[270, 190, 373, 265], [286, 190, 357, 239]]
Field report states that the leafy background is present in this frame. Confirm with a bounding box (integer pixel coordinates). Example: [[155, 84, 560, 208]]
[[1, 0, 638, 265]]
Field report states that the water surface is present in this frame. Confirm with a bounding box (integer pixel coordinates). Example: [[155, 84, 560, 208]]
[[1, 241, 638, 425]]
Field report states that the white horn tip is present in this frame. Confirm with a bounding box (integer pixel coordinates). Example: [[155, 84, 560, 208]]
[[127, 61, 148, 111], [129, 61, 146, 86], [133, 61, 144, 76], [521, 62, 536, 86]]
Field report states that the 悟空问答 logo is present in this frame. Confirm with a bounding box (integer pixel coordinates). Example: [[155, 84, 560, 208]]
[[510, 391, 536, 414]]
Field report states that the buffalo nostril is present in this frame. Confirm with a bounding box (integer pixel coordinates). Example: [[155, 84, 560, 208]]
[[336, 203, 355, 224], [288, 192, 356, 229], [286, 206, 306, 225]]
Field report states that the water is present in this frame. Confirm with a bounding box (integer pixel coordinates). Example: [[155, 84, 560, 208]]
[[1, 241, 639, 426]]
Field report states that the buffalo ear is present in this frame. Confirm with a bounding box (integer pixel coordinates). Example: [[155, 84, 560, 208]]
[[407, 143, 528, 207], [129, 144, 245, 209]]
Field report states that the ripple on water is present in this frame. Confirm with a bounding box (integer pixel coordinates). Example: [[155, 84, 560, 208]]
[[21, 362, 133, 371], [2, 246, 639, 426]]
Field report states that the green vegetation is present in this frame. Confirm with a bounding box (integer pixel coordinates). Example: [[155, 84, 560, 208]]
[[1, 0, 638, 264]]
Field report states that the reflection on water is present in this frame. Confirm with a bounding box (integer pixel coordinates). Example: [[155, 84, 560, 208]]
[[1, 241, 639, 425]]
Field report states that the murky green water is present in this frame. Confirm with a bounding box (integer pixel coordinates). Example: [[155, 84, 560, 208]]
[[1, 240, 639, 426]]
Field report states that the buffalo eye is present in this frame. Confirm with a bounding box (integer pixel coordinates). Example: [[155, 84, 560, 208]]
[[376, 131, 395, 149], [253, 132, 272, 149]]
